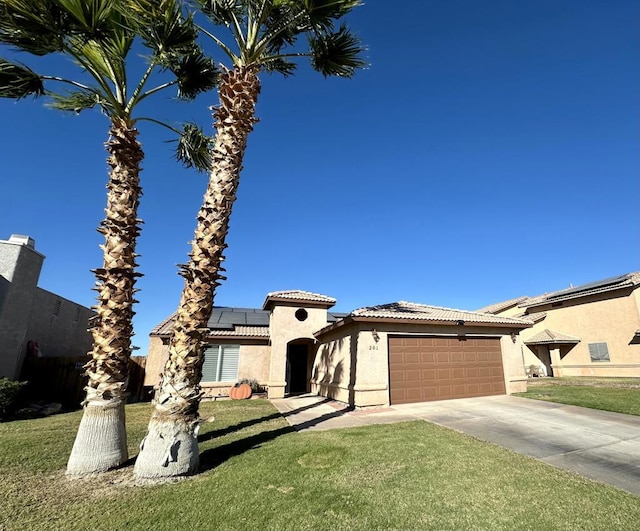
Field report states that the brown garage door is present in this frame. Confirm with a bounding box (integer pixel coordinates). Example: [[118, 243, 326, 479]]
[[388, 336, 506, 405]]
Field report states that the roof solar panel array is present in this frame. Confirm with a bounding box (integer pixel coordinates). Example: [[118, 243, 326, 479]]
[[207, 307, 270, 329]]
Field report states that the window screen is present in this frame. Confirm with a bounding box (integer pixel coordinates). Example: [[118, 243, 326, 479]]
[[202, 344, 240, 382], [588, 342, 610, 362]]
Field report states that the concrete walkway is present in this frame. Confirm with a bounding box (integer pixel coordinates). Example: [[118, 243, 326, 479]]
[[270, 394, 640, 497]]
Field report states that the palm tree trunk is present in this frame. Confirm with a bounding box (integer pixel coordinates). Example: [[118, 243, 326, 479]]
[[67, 117, 143, 476], [135, 65, 261, 479]]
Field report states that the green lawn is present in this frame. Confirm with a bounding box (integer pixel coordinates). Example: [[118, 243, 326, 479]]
[[1, 399, 639, 531], [516, 377, 640, 416]]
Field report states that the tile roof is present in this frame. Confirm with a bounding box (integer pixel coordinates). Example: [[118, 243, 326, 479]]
[[150, 308, 347, 337], [521, 272, 640, 309], [514, 311, 547, 323], [150, 310, 270, 338], [149, 313, 177, 336], [349, 301, 533, 326], [264, 290, 336, 304], [475, 296, 529, 314], [524, 328, 580, 345], [208, 326, 270, 338]]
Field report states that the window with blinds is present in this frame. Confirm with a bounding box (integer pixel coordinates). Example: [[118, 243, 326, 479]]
[[202, 344, 240, 382], [588, 342, 610, 362]]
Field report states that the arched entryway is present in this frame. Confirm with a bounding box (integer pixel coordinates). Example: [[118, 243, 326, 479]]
[[285, 339, 315, 395]]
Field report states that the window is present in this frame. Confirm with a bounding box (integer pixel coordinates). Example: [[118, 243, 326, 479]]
[[202, 344, 239, 382], [53, 299, 61, 316], [588, 342, 610, 362]]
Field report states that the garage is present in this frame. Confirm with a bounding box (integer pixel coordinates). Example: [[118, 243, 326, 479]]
[[388, 336, 506, 404]]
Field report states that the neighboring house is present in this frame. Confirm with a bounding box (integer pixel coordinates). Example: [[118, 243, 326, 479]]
[[0, 234, 95, 380], [477, 272, 640, 378], [146, 290, 532, 407]]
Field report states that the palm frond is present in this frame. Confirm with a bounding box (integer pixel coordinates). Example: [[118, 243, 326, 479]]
[[262, 56, 296, 76], [301, 0, 362, 32], [168, 50, 218, 99], [128, 0, 198, 59], [47, 88, 105, 113], [57, 0, 119, 38], [310, 24, 366, 77], [175, 122, 212, 172], [72, 37, 123, 85], [197, 0, 243, 27], [0, 0, 66, 55], [261, 3, 299, 55], [0, 58, 45, 99]]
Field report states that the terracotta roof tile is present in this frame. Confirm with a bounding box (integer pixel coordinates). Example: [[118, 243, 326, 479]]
[[208, 326, 270, 338], [150, 312, 177, 336], [262, 290, 336, 310], [265, 290, 336, 304], [514, 311, 547, 323], [476, 296, 529, 314], [522, 271, 640, 309], [524, 328, 580, 345], [350, 301, 533, 326]]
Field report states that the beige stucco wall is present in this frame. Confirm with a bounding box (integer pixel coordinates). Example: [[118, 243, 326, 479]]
[[492, 304, 525, 319], [311, 328, 353, 404], [312, 321, 529, 407], [144, 336, 167, 386], [237, 343, 271, 383], [267, 304, 330, 398], [144, 337, 271, 396], [519, 289, 640, 377]]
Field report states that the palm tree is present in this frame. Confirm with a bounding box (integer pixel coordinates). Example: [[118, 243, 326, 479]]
[[135, 0, 365, 479], [0, 0, 217, 476]]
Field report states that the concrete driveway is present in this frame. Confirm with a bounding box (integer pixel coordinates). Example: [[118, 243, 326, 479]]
[[271, 394, 640, 497]]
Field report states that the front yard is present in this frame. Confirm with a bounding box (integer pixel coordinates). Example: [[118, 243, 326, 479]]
[[517, 377, 640, 416], [1, 398, 639, 531]]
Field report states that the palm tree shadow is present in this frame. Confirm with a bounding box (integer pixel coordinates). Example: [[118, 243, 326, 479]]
[[197, 397, 335, 443], [198, 403, 353, 473]]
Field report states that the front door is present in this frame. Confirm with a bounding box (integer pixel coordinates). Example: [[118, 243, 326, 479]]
[[286, 343, 309, 394]]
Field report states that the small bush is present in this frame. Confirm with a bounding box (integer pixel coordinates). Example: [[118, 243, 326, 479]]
[[0, 378, 27, 419], [237, 378, 262, 393]]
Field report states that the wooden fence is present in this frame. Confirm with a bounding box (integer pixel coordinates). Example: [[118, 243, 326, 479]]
[[20, 355, 149, 410]]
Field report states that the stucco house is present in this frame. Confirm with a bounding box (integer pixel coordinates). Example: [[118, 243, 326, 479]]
[[0, 234, 95, 380], [146, 290, 532, 406], [477, 272, 640, 378]]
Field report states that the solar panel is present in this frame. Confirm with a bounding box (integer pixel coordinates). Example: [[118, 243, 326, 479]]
[[218, 311, 246, 324], [245, 311, 270, 325], [208, 322, 234, 330], [547, 274, 628, 299], [207, 308, 234, 328]]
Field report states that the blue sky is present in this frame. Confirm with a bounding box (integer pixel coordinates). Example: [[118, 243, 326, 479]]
[[1, 0, 638, 354]]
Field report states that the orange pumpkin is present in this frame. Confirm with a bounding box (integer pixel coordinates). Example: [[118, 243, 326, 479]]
[[229, 383, 252, 400]]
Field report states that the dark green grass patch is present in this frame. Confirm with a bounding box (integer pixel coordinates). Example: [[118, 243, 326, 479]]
[[1, 399, 639, 531], [518, 378, 640, 416]]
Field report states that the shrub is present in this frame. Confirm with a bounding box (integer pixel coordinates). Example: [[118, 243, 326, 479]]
[[0, 378, 27, 419], [237, 378, 262, 393]]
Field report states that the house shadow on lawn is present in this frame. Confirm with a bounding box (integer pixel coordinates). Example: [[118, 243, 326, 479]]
[[198, 398, 353, 473]]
